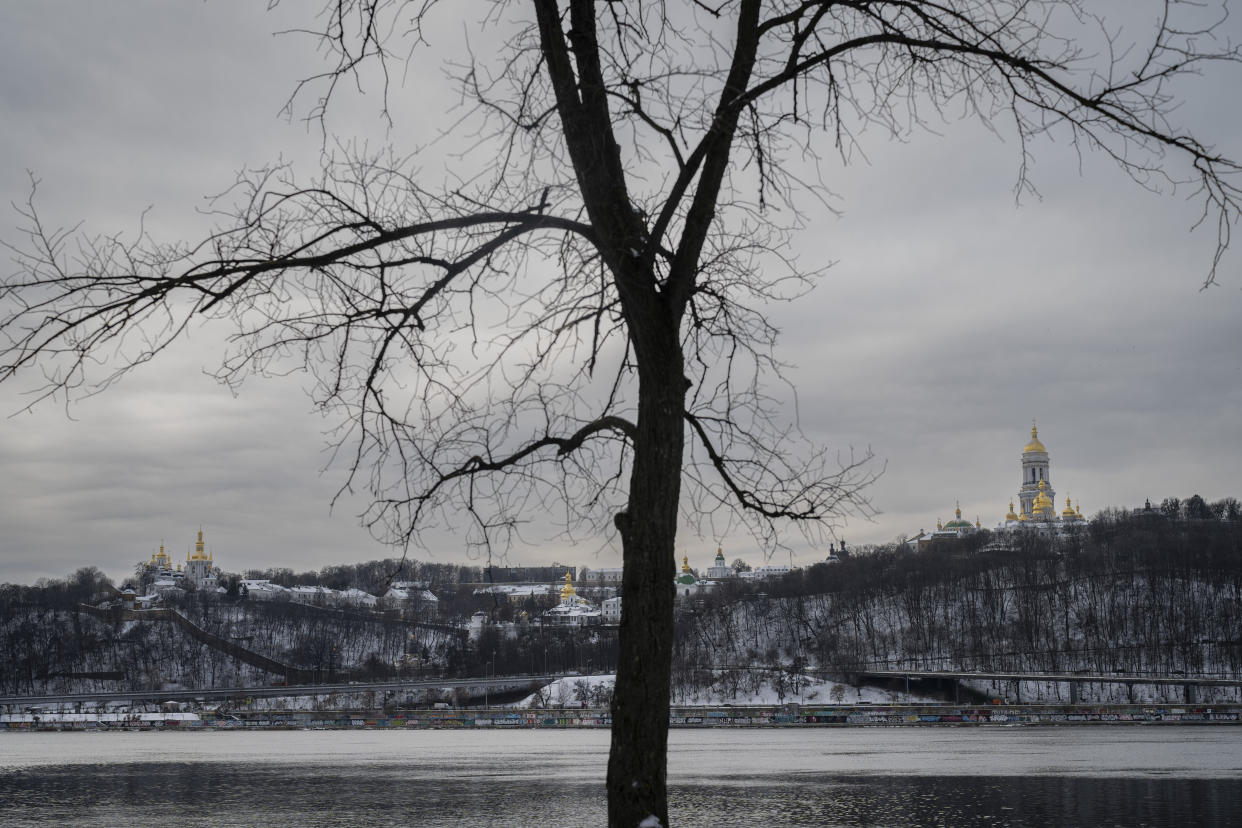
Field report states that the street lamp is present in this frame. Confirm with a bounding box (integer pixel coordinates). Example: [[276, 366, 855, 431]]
[[484, 657, 495, 709]]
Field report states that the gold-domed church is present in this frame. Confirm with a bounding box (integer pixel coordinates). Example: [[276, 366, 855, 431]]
[[541, 570, 601, 626], [143, 529, 219, 589], [1001, 423, 1084, 528], [184, 529, 217, 588], [911, 423, 1087, 550], [911, 503, 982, 548]]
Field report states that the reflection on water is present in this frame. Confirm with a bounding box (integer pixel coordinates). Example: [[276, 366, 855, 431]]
[[679, 777, 1242, 827], [2, 763, 593, 828], [2, 728, 1241, 827]]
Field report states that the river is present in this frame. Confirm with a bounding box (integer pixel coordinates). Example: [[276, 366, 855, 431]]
[[2, 727, 1240, 826]]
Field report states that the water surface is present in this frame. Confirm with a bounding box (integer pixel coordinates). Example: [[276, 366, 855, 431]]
[[2, 727, 1239, 826]]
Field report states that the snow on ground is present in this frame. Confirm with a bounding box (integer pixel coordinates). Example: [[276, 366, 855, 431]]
[[515, 673, 616, 708], [473, 584, 555, 597], [514, 674, 943, 708], [671, 677, 943, 707]]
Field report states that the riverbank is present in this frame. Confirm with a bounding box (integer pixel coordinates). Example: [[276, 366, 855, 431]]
[[4, 702, 1240, 731]]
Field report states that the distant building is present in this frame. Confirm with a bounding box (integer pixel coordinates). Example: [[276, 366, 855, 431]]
[[541, 571, 601, 626], [151, 578, 184, 598], [283, 584, 377, 607], [750, 564, 793, 579], [908, 423, 1089, 548], [674, 555, 716, 597], [997, 424, 1085, 531], [141, 529, 220, 591], [386, 582, 440, 612], [233, 578, 380, 608], [579, 566, 624, 586], [705, 548, 733, 580], [482, 564, 576, 583], [601, 596, 622, 625], [182, 529, 217, 589], [906, 504, 981, 550], [337, 588, 378, 608], [143, 542, 181, 584], [1134, 498, 1165, 520], [239, 579, 288, 600]]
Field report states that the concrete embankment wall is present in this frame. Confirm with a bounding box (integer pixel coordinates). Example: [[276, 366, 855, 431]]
[[6, 703, 1241, 731]]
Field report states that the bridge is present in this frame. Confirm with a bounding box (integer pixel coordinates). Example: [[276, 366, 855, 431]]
[[0, 674, 562, 708], [9, 668, 1239, 708], [854, 668, 1242, 704]]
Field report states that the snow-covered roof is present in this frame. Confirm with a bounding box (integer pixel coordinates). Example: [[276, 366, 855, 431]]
[[737, 564, 794, 579], [240, 579, 290, 597], [389, 587, 439, 602], [338, 588, 377, 606], [543, 593, 600, 622], [474, 584, 555, 597], [237, 579, 379, 606]]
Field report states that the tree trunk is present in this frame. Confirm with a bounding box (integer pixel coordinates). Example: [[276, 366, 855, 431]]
[[608, 345, 685, 827]]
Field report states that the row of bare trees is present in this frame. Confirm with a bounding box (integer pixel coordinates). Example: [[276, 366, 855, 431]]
[[6, 504, 1240, 705], [0, 574, 443, 693], [241, 558, 491, 593], [676, 510, 1242, 692]]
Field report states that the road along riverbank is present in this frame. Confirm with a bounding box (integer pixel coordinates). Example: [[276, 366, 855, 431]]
[[3, 702, 1240, 731]]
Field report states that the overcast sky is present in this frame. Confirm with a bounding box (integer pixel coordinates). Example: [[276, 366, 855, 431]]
[[2, 2, 1240, 586]]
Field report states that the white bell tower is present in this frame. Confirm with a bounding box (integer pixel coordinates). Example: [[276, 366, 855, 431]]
[[1018, 423, 1055, 518]]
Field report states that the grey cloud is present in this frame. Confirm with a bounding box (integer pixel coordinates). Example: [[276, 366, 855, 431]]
[[2, 4, 1241, 582]]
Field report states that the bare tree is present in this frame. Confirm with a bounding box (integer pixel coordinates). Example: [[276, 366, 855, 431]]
[[4, 2, 1240, 824]]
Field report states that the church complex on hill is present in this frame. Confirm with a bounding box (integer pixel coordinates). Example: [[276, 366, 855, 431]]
[[141, 529, 219, 591], [121, 424, 1117, 617], [910, 423, 1087, 549]]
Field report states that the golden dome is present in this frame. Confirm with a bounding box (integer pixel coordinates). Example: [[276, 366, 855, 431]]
[[1062, 495, 1077, 517], [1006, 501, 1019, 521], [1023, 423, 1047, 454], [559, 570, 576, 601], [1033, 479, 1054, 512], [676, 555, 698, 585], [190, 529, 209, 561]]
